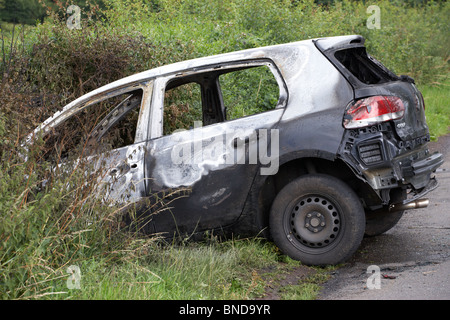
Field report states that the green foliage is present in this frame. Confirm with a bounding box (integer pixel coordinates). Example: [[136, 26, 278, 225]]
[[0, 0, 46, 24], [96, 0, 449, 86], [0, 0, 106, 25], [163, 83, 203, 134], [357, 0, 449, 85], [0, 137, 119, 298], [421, 81, 450, 140], [221, 66, 280, 120]]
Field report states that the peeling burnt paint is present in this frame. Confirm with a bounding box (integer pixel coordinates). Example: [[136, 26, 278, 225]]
[[151, 109, 282, 188], [96, 142, 148, 204]]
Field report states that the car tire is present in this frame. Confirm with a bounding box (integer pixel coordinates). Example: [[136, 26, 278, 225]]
[[364, 188, 406, 237], [269, 174, 365, 266]]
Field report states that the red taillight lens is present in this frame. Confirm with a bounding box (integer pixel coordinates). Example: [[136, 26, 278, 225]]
[[343, 96, 405, 129]]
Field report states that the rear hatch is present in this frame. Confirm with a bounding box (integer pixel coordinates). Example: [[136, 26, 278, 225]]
[[314, 36, 429, 143]]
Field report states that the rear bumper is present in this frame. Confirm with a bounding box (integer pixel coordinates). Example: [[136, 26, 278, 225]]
[[388, 141, 443, 187], [402, 176, 438, 204], [363, 145, 443, 192], [339, 126, 443, 204], [400, 152, 443, 188]]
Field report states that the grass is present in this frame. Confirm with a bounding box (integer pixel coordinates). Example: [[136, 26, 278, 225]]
[[13, 235, 328, 300], [31, 238, 310, 300], [420, 81, 450, 140], [279, 268, 333, 300]]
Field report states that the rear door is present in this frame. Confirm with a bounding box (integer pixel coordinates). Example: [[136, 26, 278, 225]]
[[145, 61, 287, 236]]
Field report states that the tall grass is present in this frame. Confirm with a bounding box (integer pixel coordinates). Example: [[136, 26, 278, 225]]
[[65, 239, 281, 300], [421, 81, 450, 140], [0, 134, 129, 298]]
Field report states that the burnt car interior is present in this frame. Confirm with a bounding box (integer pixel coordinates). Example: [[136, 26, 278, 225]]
[[86, 90, 142, 151], [334, 47, 398, 85], [42, 88, 143, 163], [42, 62, 282, 165]]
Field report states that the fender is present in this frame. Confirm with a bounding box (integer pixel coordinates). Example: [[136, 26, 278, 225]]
[[233, 149, 339, 237]]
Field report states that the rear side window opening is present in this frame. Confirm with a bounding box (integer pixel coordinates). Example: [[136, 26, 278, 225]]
[[162, 64, 282, 135], [334, 47, 398, 85]]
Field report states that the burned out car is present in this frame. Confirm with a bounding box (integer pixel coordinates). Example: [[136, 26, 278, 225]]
[[28, 35, 443, 265]]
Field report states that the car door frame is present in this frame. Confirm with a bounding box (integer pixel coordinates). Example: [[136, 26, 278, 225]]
[[34, 80, 155, 207], [96, 81, 155, 205], [143, 59, 288, 235]]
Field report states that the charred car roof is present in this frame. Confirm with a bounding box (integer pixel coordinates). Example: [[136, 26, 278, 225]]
[[27, 35, 364, 143]]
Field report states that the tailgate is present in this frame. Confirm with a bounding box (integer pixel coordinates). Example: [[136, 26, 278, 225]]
[[314, 36, 429, 142]]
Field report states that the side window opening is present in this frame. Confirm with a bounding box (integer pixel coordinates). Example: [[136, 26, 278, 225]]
[[88, 90, 142, 151], [42, 89, 143, 163], [163, 82, 203, 135], [220, 65, 280, 120], [162, 63, 282, 135], [334, 47, 398, 85]]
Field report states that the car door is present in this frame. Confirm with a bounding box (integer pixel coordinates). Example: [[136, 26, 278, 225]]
[[144, 61, 287, 236], [41, 82, 154, 207], [90, 84, 154, 206]]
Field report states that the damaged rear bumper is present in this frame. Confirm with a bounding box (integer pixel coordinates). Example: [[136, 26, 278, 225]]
[[388, 176, 438, 213], [340, 126, 444, 205], [388, 175, 438, 212]]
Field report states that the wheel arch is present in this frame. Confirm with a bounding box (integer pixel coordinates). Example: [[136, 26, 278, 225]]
[[249, 151, 375, 238], [268, 173, 366, 265]]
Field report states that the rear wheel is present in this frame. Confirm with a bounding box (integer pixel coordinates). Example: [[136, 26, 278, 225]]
[[269, 174, 365, 266], [364, 188, 406, 237]]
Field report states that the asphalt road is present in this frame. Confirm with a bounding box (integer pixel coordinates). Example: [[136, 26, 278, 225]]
[[318, 134, 450, 300]]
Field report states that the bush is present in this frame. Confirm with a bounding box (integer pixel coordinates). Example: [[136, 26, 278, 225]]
[[0, 131, 115, 298], [120, 0, 448, 85]]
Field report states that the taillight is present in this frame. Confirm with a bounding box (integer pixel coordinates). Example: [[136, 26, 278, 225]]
[[343, 96, 405, 129]]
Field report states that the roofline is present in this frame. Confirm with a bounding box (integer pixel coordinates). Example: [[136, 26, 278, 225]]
[[26, 35, 364, 144], [64, 34, 364, 103]]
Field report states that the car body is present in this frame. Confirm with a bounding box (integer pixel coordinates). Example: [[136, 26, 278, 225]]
[[28, 35, 443, 265]]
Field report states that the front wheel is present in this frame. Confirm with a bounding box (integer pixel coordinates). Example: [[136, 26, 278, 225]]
[[269, 174, 365, 266]]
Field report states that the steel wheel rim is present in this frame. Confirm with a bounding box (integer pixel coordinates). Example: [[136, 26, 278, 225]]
[[285, 194, 342, 250]]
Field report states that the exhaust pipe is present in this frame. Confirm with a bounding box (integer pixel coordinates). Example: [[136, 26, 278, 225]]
[[389, 198, 429, 212]]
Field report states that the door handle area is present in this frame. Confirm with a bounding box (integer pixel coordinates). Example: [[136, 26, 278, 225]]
[[232, 131, 259, 148], [232, 137, 249, 148], [109, 163, 132, 176]]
